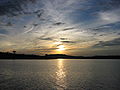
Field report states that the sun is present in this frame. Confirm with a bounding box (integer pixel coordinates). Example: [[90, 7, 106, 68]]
[[57, 45, 65, 51]]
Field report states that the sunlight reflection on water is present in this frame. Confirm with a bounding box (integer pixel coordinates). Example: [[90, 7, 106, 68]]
[[55, 59, 67, 90]]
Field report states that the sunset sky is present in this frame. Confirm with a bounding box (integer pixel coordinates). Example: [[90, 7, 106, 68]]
[[0, 0, 120, 56]]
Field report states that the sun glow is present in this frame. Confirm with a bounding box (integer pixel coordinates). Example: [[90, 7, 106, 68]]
[[54, 42, 62, 45], [57, 45, 65, 51]]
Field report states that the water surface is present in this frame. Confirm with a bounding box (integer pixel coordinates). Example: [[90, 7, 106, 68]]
[[0, 59, 120, 90]]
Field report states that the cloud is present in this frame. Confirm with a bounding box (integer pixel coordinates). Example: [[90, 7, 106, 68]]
[[23, 26, 35, 34], [0, 34, 7, 40], [61, 41, 76, 43], [97, 0, 120, 11], [87, 21, 120, 40], [99, 22, 120, 29], [0, 0, 39, 16], [53, 22, 65, 26], [99, 10, 120, 23], [91, 21, 120, 32], [93, 38, 120, 48], [39, 37, 53, 41], [35, 48, 57, 51], [60, 38, 68, 40], [0, 29, 8, 34], [0, 0, 24, 16], [62, 27, 75, 31]]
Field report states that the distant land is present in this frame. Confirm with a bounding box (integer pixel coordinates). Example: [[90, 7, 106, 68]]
[[0, 52, 120, 59]]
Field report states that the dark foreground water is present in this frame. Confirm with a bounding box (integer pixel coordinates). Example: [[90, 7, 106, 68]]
[[0, 59, 120, 90]]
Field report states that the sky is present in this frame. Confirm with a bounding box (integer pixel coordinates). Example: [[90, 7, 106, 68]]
[[0, 0, 120, 56]]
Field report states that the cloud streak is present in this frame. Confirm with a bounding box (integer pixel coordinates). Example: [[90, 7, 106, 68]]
[[93, 38, 120, 48]]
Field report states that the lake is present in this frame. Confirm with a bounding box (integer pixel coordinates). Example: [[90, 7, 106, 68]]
[[0, 59, 120, 90]]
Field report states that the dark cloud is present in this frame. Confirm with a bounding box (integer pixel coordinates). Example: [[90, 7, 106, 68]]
[[60, 38, 77, 43], [100, 22, 120, 29], [0, 21, 13, 27], [0, 0, 24, 16], [62, 27, 74, 31], [99, 34, 106, 36], [39, 37, 53, 41], [93, 38, 120, 48], [94, 0, 120, 11], [53, 22, 65, 25], [6, 22, 13, 26], [37, 12, 43, 18], [90, 22, 120, 34], [0, 0, 38, 16], [61, 41, 76, 43], [33, 24, 38, 27], [60, 38, 68, 40]]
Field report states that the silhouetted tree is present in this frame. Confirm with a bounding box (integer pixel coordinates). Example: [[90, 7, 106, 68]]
[[13, 51, 16, 54]]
